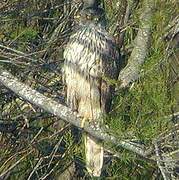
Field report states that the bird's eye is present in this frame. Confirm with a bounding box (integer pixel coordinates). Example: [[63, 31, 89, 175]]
[[94, 17, 99, 21]]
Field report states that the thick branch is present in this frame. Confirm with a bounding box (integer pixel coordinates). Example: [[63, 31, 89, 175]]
[[118, 0, 154, 88], [0, 67, 148, 158]]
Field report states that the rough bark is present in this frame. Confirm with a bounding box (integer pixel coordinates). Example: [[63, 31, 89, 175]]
[[1, 66, 179, 163], [118, 0, 154, 88], [0, 67, 149, 158]]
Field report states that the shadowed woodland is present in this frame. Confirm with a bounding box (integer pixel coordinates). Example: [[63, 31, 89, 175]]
[[0, 0, 179, 179]]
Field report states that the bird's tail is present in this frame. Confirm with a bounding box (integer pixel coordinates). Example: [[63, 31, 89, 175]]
[[85, 134, 104, 177]]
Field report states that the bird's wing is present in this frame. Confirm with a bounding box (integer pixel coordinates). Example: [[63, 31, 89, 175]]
[[100, 40, 120, 113]]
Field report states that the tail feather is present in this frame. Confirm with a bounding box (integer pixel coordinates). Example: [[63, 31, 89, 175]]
[[85, 135, 104, 177]]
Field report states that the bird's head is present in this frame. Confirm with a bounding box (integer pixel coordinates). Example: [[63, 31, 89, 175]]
[[75, 0, 106, 27]]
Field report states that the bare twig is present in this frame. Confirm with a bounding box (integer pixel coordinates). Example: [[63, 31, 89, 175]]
[[0, 44, 43, 63], [0, 150, 33, 178], [27, 158, 43, 180], [47, 137, 63, 169], [154, 142, 169, 180]]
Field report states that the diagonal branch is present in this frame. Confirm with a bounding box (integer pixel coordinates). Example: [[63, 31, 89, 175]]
[[0, 67, 149, 158]]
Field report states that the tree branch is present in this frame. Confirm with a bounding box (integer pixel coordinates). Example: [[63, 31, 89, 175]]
[[0, 67, 150, 158], [118, 0, 154, 88]]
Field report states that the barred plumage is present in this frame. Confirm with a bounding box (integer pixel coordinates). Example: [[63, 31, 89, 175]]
[[63, 4, 119, 176]]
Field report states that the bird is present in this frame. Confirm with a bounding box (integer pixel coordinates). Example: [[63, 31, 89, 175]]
[[63, 0, 120, 177]]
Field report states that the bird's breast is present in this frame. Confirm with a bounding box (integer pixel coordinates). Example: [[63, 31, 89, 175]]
[[64, 25, 118, 77]]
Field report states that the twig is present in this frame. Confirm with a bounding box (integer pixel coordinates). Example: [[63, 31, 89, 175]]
[[27, 158, 43, 180], [0, 150, 33, 178], [30, 127, 44, 144], [47, 137, 63, 169], [0, 44, 43, 63], [154, 142, 170, 180]]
